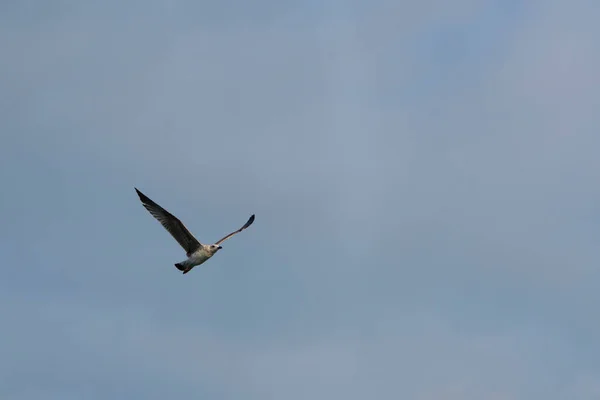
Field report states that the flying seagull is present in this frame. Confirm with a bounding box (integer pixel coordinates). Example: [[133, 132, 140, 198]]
[[135, 188, 255, 274]]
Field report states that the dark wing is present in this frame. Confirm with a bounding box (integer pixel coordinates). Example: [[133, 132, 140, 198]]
[[215, 214, 255, 245], [135, 188, 202, 255]]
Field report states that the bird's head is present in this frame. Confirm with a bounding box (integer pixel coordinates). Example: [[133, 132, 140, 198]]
[[208, 244, 223, 254]]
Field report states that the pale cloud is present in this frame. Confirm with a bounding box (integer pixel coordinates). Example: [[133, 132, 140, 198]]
[[1, 0, 600, 399], [1, 296, 578, 399]]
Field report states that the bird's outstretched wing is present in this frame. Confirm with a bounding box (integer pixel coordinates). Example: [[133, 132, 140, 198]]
[[135, 188, 202, 256], [215, 214, 255, 245]]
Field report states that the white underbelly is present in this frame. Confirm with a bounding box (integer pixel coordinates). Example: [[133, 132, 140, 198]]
[[189, 250, 211, 266]]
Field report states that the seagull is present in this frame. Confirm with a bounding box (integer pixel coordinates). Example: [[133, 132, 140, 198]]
[[135, 188, 255, 274]]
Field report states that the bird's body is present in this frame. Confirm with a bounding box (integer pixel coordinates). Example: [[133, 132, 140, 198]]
[[134, 188, 255, 274], [174, 246, 215, 272]]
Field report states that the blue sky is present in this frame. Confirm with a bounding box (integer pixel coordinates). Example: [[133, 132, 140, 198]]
[[1, 0, 600, 398]]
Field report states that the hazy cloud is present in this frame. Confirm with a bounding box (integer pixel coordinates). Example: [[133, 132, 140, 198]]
[[1, 0, 599, 398]]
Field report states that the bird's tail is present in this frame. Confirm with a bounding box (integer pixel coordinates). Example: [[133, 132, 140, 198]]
[[174, 262, 192, 274], [174, 262, 185, 271]]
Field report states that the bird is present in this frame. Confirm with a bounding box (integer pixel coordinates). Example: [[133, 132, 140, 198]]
[[134, 187, 255, 274]]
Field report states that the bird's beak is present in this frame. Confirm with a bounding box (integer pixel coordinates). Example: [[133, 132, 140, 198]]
[[218, 246, 223, 250]]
